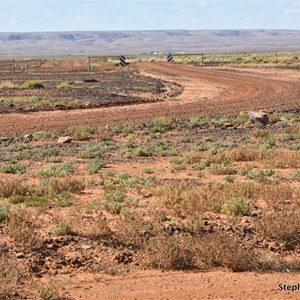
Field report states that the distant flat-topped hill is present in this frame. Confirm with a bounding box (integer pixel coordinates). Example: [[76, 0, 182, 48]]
[[0, 30, 299, 56]]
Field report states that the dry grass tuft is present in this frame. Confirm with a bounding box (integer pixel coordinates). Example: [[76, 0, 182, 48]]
[[42, 177, 85, 196], [270, 151, 300, 168], [285, 125, 300, 135], [95, 126, 112, 141], [256, 209, 300, 242], [221, 148, 272, 162], [0, 253, 23, 299], [143, 234, 198, 270], [160, 182, 256, 215], [195, 233, 258, 272], [143, 233, 259, 272], [0, 178, 33, 198], [7, 207, 42, 250], [258, 184, 299, 208], [113, 216, 152, 246], [221, 149, 300, 168], [80, 215, 112, 239]]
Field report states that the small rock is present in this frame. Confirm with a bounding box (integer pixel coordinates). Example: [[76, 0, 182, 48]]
[[251, 209, 261, 217], [81, 245, 93, 250], [240, 216, 250, 223], [46, 243, 57, 250], [248, 111, 269, 125], [58, 136, 72, 144], [16, 252, 25, 259]]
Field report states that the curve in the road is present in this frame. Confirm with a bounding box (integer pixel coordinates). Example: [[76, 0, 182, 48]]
[[1, 62, 300, 135]]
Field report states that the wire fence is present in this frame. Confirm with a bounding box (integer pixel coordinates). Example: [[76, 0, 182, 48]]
[[0, 51, 299, 73]]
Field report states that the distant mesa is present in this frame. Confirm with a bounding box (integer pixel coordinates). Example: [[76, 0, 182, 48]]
[[0, 29, 299, 56]]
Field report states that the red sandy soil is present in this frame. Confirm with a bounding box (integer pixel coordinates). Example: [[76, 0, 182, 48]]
[[0, 62, 300, 136], [57, 270, 300, 299]]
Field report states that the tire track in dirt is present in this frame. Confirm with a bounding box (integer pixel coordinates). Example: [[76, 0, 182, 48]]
[[1, 62, 300, 135]]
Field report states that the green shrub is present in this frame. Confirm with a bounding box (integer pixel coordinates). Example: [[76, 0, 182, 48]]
[[143, 168, 155, 174], [106, 201, 125, 214], [31, 147, 61, 162], [209, 164, 237, 175], [39, 281, 60, 300], [0, 204, 10, 223], [87, 159, 106, 174], [9, 195, 49, 207], [39, 163, 74, 177], [170, 164, 186, 172], [21, 80, 44, 89], [56, 82, 70, 89], [105, 189, 127, 202], [221, 198, 252, 221], [147, 117, 174, 133], [0, 163, 26, 174], [188, 117, 209, 128], [51, 221, 72, 236], [32, 131, 52, 141], [77, 141, 118, 158], [69, 125, 97, 141]]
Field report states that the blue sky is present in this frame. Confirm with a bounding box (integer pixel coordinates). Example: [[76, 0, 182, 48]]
[[0, 0, 299, 32]]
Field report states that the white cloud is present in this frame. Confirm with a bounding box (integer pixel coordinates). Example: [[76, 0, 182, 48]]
[[8, 18, 19, 25], [0, 2, 8, 9], [197, 0, 208, 7], [284, 8, 300, 14], [238, 6, 257, 14], [45, 12, 56, 18], [73, 15, 89, 21], [283, 1, 300, 15], [177, 7, 193, 13]]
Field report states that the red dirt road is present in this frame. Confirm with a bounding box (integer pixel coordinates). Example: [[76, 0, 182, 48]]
[[60, 270, 300, 300], [1, 63, 300, 135]]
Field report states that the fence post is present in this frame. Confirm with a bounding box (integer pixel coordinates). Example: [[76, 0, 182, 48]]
[[87, 57, 91, 72]]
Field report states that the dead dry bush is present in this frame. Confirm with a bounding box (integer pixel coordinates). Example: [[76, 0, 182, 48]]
[[195, 233, 258, 272], [221, 148, 272, 162], [80, 215, 112, 239], [143, 233, 258, 272], [95, 126, 112, 141], [42, 177, 86, 196], [221, 149, 300, 168], [269, 151, 300, 168], [7, 208, 42, 250], [256, 209, 300, 242], [143, 234, 199, 270], [0, 253, 23, 299], [285, 124, 300, 134], [113, 216, 152, 247], [0, 178, 33, 198], [258, 184, 299, 208], [258, 255, 300, 272], [160, 182, 256, 215]]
